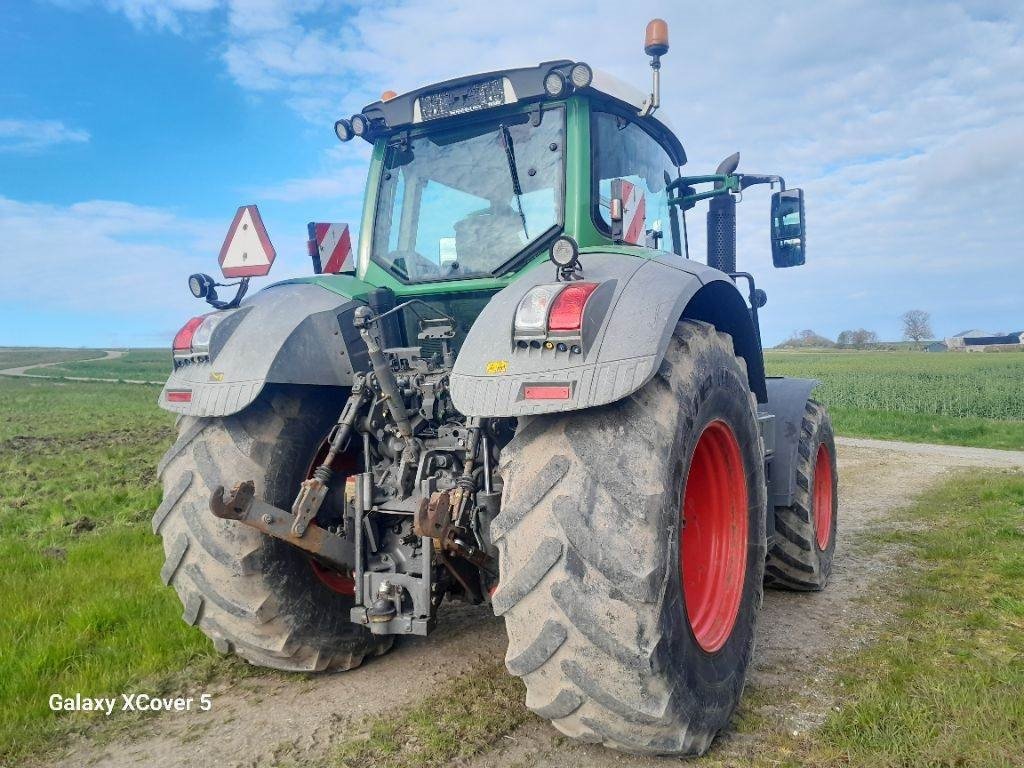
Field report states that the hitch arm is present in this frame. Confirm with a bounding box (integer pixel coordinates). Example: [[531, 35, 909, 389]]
[[291, 377, 369, 537], [211, 482, 353, 570]]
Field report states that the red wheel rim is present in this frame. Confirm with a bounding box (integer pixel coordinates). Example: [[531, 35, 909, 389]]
[[681, 420, 748, 653], [310, 560, 355, 595], [813, 444, 834, 550], [305, 436, 358, 596]]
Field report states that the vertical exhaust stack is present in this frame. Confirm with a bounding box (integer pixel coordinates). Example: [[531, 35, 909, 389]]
[[707, 152, 740, 274]]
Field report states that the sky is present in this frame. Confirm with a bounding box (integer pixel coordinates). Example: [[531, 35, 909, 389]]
[[0, 0, 1022, 348]]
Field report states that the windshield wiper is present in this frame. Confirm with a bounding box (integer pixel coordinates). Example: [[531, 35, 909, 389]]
[[499, 123, 529, 240]]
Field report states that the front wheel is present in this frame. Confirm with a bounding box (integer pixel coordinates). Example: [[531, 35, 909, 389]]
[[765, 400, 838, 591], [493, 320, 767, 755]]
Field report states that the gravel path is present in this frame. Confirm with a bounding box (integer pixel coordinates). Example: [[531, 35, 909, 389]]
[[45, 439, 1024, 768]]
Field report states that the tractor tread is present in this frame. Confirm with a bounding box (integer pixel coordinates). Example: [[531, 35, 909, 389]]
[[490, 454, 570, 541], [529, 687, 584, 720], [153, 470, 191, 534], [491, 537, 563, 616], [505, 619, 567, 676]]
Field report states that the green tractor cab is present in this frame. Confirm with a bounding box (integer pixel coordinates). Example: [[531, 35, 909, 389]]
[[157, 19, 833, 757]]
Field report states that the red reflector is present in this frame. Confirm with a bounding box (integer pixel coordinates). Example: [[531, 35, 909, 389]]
[[166, 390, 192, 403], [548, 282, 598, 331], [524, 385, 571, 400], [173, 316, 205, 351]]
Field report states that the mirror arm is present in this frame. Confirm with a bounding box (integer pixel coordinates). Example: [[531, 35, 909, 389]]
[[667, 174, 740, 210], [206, 277, 250, 310], [737, 173, 785, 192]]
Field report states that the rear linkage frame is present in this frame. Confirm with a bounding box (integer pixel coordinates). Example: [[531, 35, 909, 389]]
[[211, 301, 505, 637]]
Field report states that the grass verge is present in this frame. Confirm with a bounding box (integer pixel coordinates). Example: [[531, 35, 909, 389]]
[[331, 661, 534, 768], [796, 470, 1024, 767]]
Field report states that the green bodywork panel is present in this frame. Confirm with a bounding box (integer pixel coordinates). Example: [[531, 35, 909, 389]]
[[277, 94, 686, 302]]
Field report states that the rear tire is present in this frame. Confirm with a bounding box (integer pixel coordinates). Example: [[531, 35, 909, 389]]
[[764, 400, 837, 591], [494, 320, 767, 755], [154, 386, 391, 672]]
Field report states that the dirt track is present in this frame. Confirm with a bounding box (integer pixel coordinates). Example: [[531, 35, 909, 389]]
[[0, 350, 125, 378], [49, 438, 1024, 768]]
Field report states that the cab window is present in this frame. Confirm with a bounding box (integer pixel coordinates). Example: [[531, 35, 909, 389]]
[[592, 110, 679, 254]]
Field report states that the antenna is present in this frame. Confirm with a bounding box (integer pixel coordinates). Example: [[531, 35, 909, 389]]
[[639, 18, 669, 118]]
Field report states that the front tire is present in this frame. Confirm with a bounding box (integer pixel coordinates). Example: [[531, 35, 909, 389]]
[[153, 386, 391, 672], [494, 320, 767, 755], [764, 400, 837, 591]]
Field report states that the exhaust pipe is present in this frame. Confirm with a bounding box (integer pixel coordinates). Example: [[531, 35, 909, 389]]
[[707, 153, 739, 274]]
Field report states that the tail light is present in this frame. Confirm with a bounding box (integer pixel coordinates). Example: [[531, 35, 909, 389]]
[[172, 313, 223, 357], [173, 316, 205, 353], [513, 284, 564, 337], [548, 283, 598, 331], [514, 282, 599, 340]]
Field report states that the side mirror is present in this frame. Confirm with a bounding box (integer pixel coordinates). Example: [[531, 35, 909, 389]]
[[771, 188, 806, 267]]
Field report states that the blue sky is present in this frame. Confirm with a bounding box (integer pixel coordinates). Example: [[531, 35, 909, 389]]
[[1, 0, 1022, 347]]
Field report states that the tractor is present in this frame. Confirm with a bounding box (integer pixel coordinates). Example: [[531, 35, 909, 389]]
[[155, 19, 837, 756]]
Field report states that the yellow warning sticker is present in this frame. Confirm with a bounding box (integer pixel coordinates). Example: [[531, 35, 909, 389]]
[[485, 360, 508, 375]]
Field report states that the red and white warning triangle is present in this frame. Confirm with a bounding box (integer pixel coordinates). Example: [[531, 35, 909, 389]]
[[218, 205, 277, 278]]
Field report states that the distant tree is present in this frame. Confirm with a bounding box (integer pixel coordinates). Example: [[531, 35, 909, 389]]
[[901, 310, 933, 344], [850, 329, 878, 348], [837, 328, 878, 349], [778, 329, 836, 349]]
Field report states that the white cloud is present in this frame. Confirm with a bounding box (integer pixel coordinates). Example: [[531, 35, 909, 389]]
[[250, 142, 370, 202], [0, 196, 221, 316], [45, 1, 1024, 341], [98, 0, 220, 32], [0, 119, 90, 153]]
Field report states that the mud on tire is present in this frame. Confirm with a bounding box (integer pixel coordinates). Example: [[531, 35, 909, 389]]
[[764, 400, 837, 591], [494, 320, 767, 755], [153, 385, 390, 672]]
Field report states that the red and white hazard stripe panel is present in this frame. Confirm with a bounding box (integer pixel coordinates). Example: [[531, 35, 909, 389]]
[[307, 222, 353, 274], [618, 179, 647, 246]]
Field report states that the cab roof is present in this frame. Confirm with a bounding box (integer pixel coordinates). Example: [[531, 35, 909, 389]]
[[358, 60, 686, 166]]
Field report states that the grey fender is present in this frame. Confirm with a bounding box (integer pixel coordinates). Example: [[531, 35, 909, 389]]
[[159, 283, 364, 417], [758, 377, 820, 508], [449, 251, 765, 417]]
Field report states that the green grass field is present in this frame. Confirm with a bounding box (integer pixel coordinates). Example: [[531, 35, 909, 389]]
[[41, 349, 170, 381], [765, 350, 1024, 450], [0, 377, 225, 763], [803, 471, 1024, 767]]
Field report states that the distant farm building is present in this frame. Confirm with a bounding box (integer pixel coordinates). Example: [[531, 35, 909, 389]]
[[945, 329, 1024, 352]]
